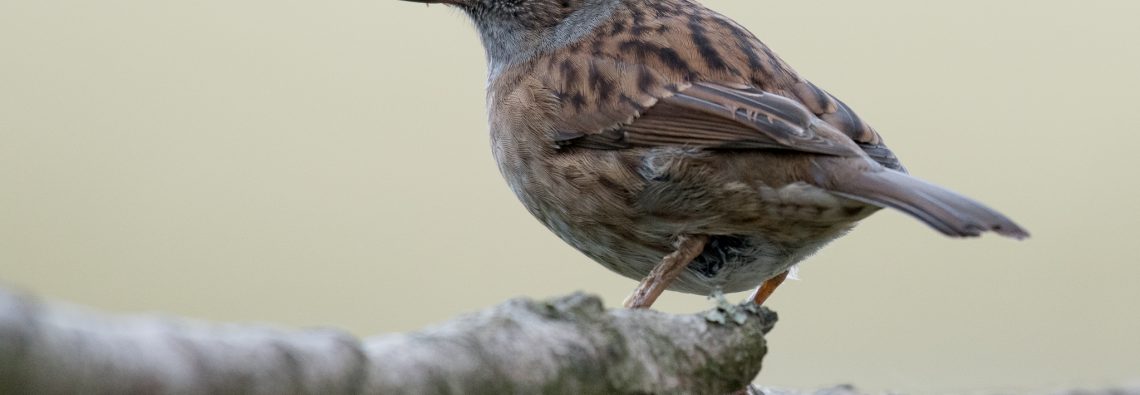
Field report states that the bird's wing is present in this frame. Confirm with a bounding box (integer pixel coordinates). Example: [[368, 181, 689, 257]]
[[537, 4, 906, 170], [786, 80, 905, 171], [555, 81, 865, 158]]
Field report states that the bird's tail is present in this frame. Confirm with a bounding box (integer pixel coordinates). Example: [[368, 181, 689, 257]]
[[828, 168, 1029, 239]]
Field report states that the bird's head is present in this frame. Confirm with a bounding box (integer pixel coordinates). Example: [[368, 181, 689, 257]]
[[416, 0, 581, 29], [402, 0, 622, 75]]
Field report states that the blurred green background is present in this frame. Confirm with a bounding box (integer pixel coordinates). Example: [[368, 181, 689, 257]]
[[2, 0, 1138, 393]]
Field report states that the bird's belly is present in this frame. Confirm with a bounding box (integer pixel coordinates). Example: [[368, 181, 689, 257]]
[[493, 142, 866, 295], [677, 233, 846, 293], [547, 218, 851, 295]]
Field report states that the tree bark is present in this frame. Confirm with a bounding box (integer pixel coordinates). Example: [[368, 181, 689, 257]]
[[0, 287, 775, 395], [5, 286, 1134, 395]]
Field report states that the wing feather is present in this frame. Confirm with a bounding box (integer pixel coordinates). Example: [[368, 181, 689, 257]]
[[558, 82, 864, 157]]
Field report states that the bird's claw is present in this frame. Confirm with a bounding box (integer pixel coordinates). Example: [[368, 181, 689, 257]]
[[704, 289, 751, 325]]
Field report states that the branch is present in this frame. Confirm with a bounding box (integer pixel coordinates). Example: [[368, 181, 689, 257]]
[[0, 287, 776, 394], [750, 384, 1140, 395]]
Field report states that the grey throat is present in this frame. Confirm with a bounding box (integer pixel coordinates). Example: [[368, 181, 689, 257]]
[[471, 0, 624, 80]]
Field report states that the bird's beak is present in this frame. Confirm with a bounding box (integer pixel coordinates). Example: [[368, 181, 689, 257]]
[[400, 0, 465, 5]]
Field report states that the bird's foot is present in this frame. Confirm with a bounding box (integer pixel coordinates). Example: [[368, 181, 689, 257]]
[[705, 289, 752, 325]]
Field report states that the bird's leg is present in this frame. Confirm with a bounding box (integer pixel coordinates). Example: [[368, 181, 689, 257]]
[[748, 270, 790, 306], [623, 234, 709, 309]]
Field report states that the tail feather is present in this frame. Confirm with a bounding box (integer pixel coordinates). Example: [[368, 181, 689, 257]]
[[829, 168, 1029, 239]]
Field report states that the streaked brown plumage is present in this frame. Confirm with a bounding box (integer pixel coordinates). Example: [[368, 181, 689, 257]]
[[403, 0, 1028, 308]]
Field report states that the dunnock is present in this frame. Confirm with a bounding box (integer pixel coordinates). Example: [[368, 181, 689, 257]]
[[402, 0, 1028, 308]]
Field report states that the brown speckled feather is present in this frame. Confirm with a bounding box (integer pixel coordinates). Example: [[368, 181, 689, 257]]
[[517, 0, 905, 170], [410, 0, 1026, 301]]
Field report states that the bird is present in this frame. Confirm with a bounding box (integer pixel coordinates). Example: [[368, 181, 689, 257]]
[[401, 0, 1029, 309]]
